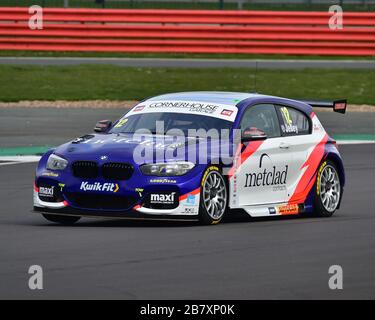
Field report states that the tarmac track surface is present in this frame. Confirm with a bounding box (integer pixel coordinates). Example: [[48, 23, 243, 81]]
[[1, 57, 375, 69], [0, 144, 374, 299]]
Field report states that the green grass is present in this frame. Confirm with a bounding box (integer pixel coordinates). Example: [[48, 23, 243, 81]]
[[1, 64, 374, 104], [2, 0, 374, 11], [1, 50, 375, 60]]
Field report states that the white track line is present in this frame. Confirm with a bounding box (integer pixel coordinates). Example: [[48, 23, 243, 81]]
[[0, 156, 41, 166], [337, 140, 375, 145]]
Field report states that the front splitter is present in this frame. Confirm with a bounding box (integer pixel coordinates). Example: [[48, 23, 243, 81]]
[[33, 206, 199, 222]]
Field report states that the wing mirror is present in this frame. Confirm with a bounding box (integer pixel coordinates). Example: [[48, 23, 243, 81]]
[[94, 120, 112, 133], [241, 127, 267, 142]]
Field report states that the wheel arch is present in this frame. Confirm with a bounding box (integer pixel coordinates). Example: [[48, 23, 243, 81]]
[[323, 152, 345, 188], [319, 152, 345, 210], [205, 159, 231, 188]]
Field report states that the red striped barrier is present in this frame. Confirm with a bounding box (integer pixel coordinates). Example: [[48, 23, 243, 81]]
[[0, 7, 374, 56]]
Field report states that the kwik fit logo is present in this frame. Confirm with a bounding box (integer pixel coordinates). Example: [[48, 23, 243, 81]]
[[244, 153, 288, 188], [80, 182, 119, 193]]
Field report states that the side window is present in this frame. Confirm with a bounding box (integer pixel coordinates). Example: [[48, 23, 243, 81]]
[[240, 104, 281, 138], [277, 105, 310, 136]]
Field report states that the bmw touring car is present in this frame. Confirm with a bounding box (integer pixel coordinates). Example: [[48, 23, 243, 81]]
[[33, 92, 345, 225]]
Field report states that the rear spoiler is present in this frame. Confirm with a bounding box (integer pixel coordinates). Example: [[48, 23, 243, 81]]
[[299, 99, 347, 114]]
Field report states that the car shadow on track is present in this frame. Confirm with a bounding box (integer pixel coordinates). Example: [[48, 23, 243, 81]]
[[30, 211, 328, 228]]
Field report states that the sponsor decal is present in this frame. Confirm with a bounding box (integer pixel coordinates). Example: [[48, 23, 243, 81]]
[[281, 123, 298, 134], [39, 186, 54, 198], [268, 207, 277, 215], [273, 185, 286, 192], [185, 194, 196, 205], [184, 207, 198, 214], [149, 178, 177, 184], [58, 183, 65, 191], [232, 173, 238, 205], [148, 101, 218, 114], [41, 171, 59, 178], [133, 105, 145, 112], [80, 182, 119, 193], [84, 137, 175, 149], [135, 188, 144, 197], [277, 204, 299, 215], [150, 192, 176, 205], [334, 102, 346, 110], [316, 161, 327, 196], [127, 100, 238, 122], [244, 153, 288, 188], [221, 109, 234, 117], [100, 155, 108, 160]]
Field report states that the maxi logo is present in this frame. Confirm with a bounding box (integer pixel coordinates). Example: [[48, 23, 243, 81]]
[[244, 153, 288, 188], [80, 182, 119, 193], [39, 186, 54, 197], [150, 192, 176, 204]]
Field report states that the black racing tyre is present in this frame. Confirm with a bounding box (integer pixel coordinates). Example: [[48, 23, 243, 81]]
[[313, 160, 342, 217], [198, 166, 228, 225], [42, 214, 81, 225]]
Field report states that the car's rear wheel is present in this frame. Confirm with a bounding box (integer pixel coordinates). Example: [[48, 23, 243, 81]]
[[199, 166, 228, 225], [314, 160, 341, 217], [42, 214, 81, 225]]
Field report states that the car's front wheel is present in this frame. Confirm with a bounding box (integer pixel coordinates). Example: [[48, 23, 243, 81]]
[[199, 166, 228, 225], [314, 160, 342, 217], [42, 214, 81, 225]]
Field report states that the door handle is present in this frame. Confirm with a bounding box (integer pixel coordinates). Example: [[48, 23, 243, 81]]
[[279, 142, 290, 149]]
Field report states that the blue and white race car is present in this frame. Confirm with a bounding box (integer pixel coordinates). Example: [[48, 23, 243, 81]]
[[33, 92, 346, 225]]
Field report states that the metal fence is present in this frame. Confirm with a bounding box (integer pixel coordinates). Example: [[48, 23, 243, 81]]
[[1, 0, 375, 11]]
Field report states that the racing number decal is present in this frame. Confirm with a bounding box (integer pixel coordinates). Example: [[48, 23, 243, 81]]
[[114, 118, 128, 128], [280, 107, 293, 125]]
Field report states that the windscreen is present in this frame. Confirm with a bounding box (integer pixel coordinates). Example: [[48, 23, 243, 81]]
[[109, 112, 233, 137]]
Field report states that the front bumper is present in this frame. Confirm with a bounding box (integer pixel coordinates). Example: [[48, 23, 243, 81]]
[[33, 185, 201, 218], [34, 154, 204, 218]]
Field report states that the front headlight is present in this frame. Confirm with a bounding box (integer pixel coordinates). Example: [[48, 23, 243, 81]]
[[46, 154, 68, 171], [140, 161, 195, 176]]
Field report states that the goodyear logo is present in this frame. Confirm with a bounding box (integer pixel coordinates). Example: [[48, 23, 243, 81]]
[[80, 182, 119, 193]]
